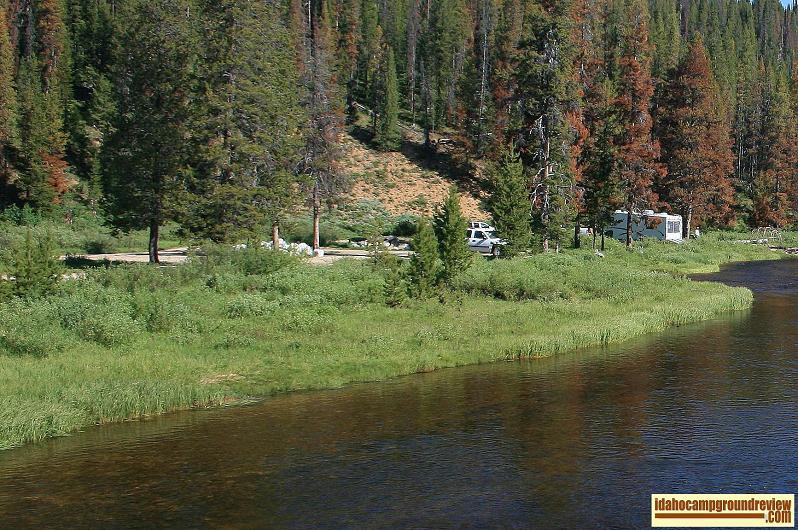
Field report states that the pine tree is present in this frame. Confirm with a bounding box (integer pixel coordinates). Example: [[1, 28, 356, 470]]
[[16, 56, 55, 207], [751, 68, 797, 228], [358, 0, 380, 101], [426, 0, 470, 126], [512, 0, 578, 252], [65, 0, 116, 192], [656, 37, 735, 237], [409, 217, 440, 297], [488, 147, 530, 257], [8, 229, 63, 299], [0, 0, 18, 192], [184, 0, 305, 243], [102, 0, 199, 263], [374, 46, 400, 150], [433, 186, 470, 283], [35, 0, 71, 200], [296, 0, 349, 251], [613, 0, 664, 246]]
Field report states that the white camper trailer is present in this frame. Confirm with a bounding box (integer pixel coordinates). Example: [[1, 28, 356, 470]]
[[604, 210, 683, 243]]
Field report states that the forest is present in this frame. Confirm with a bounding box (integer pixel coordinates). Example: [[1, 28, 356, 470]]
[[2, 0, 798, 260]]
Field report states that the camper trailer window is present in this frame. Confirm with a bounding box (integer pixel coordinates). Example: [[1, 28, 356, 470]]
[[667, 220, 681, 234]]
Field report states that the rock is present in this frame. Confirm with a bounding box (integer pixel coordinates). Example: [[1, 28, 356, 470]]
[[261, 238, 289, 250], [314, 248, 325, 257], [292, 242, 314, 256]]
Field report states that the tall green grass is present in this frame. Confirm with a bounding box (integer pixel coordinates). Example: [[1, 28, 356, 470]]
[[0, 235, 789, 449]]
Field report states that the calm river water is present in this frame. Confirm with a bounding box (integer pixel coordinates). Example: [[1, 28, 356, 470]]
[[1, 259, 797, 528]]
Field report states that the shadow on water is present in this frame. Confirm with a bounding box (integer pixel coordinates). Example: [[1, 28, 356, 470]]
[[1, 260, 797, 528]]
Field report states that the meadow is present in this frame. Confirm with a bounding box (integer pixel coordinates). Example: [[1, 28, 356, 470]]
[[0, 232, 792, 449]]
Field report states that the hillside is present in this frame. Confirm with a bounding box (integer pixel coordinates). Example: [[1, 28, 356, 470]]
[[340, 124, 489, 222]]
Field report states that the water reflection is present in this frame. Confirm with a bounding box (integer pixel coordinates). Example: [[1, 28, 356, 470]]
[[1, 260, 797, 528]]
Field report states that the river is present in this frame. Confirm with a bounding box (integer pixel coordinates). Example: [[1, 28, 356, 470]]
[[1, 259, 797, 528]]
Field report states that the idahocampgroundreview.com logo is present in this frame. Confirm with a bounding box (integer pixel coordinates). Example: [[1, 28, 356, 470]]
[[652, 494, 794, 527]]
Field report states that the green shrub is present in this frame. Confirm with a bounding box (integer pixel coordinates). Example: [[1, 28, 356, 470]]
[[383, 268, 408, 307], [390, 214, 418, 236], [264, 261, 384, 306], [0, 299, 72, 357], [131, 290, 202, 333], [225, 293, 279, 318], [5, 230, 63, 299], [51, 284, 140, 346], [0, 204, 43, 226], [89, 264, 177, 293], [204, 272, 247, 293], [191, 245, 299, 277], [276, 305, 339, 332]]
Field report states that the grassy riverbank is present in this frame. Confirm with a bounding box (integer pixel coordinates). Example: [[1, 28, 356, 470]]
[[0, 234, 791, 449]]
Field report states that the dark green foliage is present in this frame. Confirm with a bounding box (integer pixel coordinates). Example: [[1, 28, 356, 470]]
[[383, 267, 408, 307], [433, 187, 471, 282], [0, 0, 17, 188], [374, 47, 401, 151], [6, 230, 63, 299], [183, 0, 305, 243], [5, 0, 798, 258], [408, 217, 440, 297], [15, 57, 57, 207], [511, 1, 578, 251], [102, 0, 199, 263], [65, 0, 116, 190], [489, 148, 530, 257]]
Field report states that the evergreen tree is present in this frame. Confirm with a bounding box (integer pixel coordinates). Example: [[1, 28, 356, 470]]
[[488, 147, 530, 257], [614, 0, 663, 246], [35, 0, 72, 200], [8, 230, 63, 299], [409, 217, 440, 297], [65, 0, 116, 193], [512, 0, 578, 252], [433, 186, 470, 283], [102, 0, 199, 263], [296, 0, 349, 251], [16, 56, 56, 207], [751, 68, 797, 227], [0, 0, 18, 197], [184, 0, 305, 243], [426, 0, 470, 126], [358, 0, 380, 100], [374, 46, 400, 150], [656, 37, 735, 236], [580, 18, 622, 250]]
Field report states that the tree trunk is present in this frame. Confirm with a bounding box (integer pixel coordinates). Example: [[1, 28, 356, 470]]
[[573, 223, 581, 249], [148, 220, 160, 264], [600, 230, 605, 251], [541, 134, 551, 252], [312, 183, 321, 250], [592, 225, 597, 250], [684, 206, 692, 241], [272, 221, 280, 249], [625, 208, 632, 247]]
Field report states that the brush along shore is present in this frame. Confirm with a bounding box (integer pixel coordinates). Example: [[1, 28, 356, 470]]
[[0, 233, 792, 449]]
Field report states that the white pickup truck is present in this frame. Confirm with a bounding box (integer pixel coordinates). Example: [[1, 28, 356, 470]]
[[466, 228, 504, 256]]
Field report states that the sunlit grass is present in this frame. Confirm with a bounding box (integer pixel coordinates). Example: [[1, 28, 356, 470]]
[[0, 234, 791, 449]]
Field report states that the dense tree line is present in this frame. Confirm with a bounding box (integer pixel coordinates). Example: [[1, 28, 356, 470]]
[[2, 0, 798, 259]]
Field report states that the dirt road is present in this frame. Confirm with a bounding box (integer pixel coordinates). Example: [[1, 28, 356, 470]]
[[65, 247, 412, 266]]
